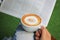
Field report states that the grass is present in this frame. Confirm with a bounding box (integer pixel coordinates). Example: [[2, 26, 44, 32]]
[[0, 0, 60, 40], [0, 12, 20, 40], [47, 0, 60, 40]]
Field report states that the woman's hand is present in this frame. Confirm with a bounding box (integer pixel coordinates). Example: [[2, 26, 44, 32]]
[[35, 26, 51, 40]]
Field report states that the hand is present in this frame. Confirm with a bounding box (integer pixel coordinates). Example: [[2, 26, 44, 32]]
[[35, 26, 51, 40]]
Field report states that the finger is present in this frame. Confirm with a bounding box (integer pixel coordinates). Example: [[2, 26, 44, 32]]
[[41, 26, 46, 36], [38, 29, 41, 34], [38, 29, 42, 37], [41, 26, 51, 37], [35, 31, 40, 37], [35, 36, 40, 40], [41, 26, 45, 31], [45, 28, 51, 37]]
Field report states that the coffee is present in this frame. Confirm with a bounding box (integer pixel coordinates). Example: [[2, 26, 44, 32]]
[[21, 14, 41, 26]]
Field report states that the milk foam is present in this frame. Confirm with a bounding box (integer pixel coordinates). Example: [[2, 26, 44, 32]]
[[24, 16, 38, 25]]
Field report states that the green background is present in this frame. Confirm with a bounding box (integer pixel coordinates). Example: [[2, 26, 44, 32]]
[[0, 0, 60, 40]]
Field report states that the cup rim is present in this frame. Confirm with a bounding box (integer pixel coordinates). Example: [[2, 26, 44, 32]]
[[21, 13, 42, 28]]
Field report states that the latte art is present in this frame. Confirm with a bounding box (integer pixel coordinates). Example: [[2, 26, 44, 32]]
[[24, 16, 38, 25], [21, 14, 41, 26]]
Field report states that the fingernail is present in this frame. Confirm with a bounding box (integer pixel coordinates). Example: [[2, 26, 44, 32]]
[[41, 26, 44, 29]]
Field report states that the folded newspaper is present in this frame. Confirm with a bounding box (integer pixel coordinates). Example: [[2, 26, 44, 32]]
[[0, 0, 56, 40]]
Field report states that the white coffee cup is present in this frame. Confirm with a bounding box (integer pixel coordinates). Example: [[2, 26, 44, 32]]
[[21, 14, 42, 32]]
